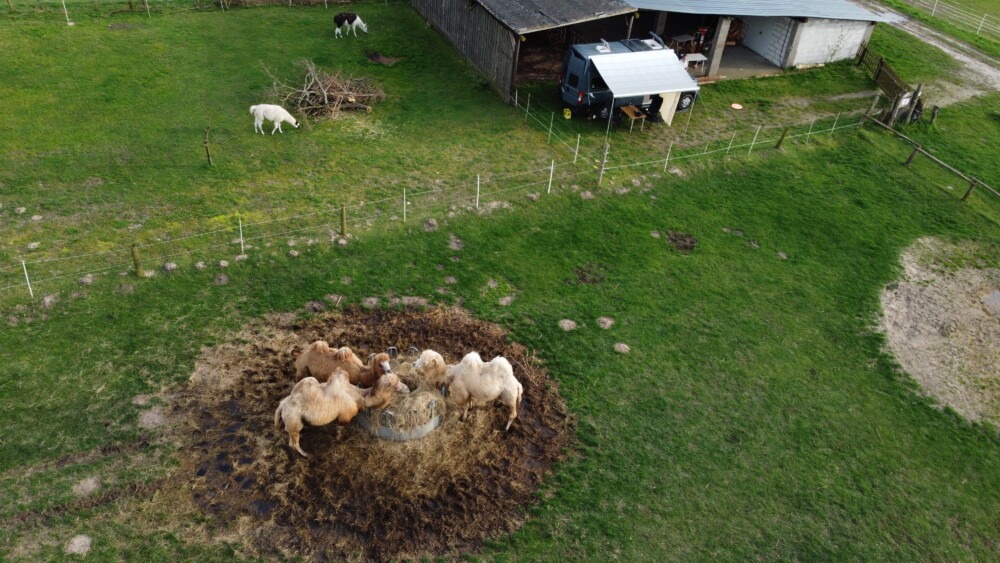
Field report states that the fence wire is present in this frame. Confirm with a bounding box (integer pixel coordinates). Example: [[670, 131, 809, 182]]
[[3, 96, 992, 308]]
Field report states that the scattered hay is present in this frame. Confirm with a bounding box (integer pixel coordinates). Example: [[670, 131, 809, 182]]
[[614, 343, 631, 353], [597, 317, 615, 329], [174, 307, 571, 561], [558, 319, 578, 331]]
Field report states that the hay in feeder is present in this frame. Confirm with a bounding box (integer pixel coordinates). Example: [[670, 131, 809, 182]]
[[357, 389, 446, 441]]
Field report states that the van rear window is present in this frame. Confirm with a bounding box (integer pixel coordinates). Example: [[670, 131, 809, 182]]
[[567, 74, 579, 88]]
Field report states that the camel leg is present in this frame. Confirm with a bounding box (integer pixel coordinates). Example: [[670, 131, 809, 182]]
[[289, 430, 310, 457], [505, 402, 517, 431]]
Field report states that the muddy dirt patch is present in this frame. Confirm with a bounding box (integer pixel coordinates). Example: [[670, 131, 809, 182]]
[[175, 307, 572, 561], [879, 237, 1000, 427]]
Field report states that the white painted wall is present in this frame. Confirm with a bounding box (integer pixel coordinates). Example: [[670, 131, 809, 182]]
[[737, 16, 871, 68], [740, 16, 793, 67], [787, 19, 870, 66]]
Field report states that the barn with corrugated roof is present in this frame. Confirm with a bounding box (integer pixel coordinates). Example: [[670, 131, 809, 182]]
[[621, 0, 891, 78], [411, 0, 891, 99], [410, 0, 638, 98]]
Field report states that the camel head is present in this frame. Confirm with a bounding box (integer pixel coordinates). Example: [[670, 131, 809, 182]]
[[371, 352, 392, 376]]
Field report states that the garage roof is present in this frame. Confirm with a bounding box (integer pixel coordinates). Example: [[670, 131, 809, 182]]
[[477, 0, 636, 34], [590, 49, 699, 98], [625, 0, 890, 22]]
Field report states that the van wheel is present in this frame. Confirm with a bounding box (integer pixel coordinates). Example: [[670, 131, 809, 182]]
[[676, 92, 696, 112]]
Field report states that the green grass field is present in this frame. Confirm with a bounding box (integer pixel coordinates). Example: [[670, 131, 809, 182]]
[[2, 5, 999, 561]]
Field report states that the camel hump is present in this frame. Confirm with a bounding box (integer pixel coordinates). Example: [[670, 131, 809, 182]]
[[307, 340, 331, 354], [333, 346, 357, 361]]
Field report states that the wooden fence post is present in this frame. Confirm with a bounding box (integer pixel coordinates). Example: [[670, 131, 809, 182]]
[[961, 179, 978, 201], [775, 127, 790, 149], [904, 145, 921, 167], [887, 94, 901, 128], [203, 123, 214, 166], [904, 84, 923, 124], [131, 244, 144, 278], [930, 105, 940, 125], [341, 205, 347, 237]]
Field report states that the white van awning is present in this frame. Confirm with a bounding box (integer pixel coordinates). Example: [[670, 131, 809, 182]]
[[589, 49, 699, 98]]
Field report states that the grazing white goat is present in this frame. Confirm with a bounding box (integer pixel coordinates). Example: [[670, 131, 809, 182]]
[[413, 349, 523, 430], [334, 12, 368, 38], [249, 104, 299, 135], [294, 342, 392, 388]]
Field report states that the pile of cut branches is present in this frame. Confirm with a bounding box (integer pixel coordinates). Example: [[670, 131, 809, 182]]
[[265, 60, 386, 120]]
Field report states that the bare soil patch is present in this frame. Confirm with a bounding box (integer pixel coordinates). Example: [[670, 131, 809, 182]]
[[365, 50, 403, 66], [173, 307, 572, 561], [880, 237, 1000, 427]]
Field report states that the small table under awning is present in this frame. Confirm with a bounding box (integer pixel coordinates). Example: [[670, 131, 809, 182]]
[[589, 49, 700, 125]]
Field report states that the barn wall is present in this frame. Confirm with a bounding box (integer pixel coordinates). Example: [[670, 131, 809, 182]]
[[741, 16, 794, 67], [410, 0, 518, 98], [787, 19, 871, 66]]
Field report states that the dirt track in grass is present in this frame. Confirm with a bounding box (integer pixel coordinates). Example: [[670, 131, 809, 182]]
[[880, 238, 1000, 428], [173, 307, 572, 561]]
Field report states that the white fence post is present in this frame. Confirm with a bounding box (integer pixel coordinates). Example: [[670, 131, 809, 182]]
[[403, 188, 406, 223], [748, 125, 761, 156], [663, 141, 673, 172], [476, 175, 480, 209], [573, 134, 581, 164], [547, 112, 554, 144], [59, 0, 73, 25], [831, 112, 841, 133], [238, 216, 245, 254], [21, 260, 33, 299], [726, 133, 736, 156], [977, 13, 987, 35], [525, 93, 531, 122], [931, 0, 939, 16], [806, 120, 815, 144], [547, 160, 555, 194]]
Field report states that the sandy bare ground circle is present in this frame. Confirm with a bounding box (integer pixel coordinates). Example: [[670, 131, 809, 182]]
[[879, 238, 1000, 427], [174, 307, 572, 561]]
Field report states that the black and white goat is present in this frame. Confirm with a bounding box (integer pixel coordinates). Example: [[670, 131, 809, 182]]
[[334, 12, 368, 38]]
